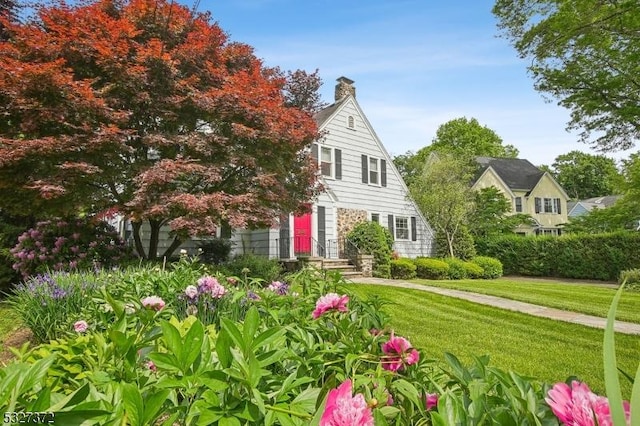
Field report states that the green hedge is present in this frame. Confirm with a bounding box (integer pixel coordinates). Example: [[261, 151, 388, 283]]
[[390, 258, 417, 280], [476, 231, 640, 281], [414, 258, 449, 280]]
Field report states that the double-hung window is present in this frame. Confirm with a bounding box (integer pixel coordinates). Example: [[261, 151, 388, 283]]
[[395, 217, 410, 240], [515, 197, 522, 213], [361, 155, 387, 186], [535, 197, 562, 214], [311, 143, 342, 180]]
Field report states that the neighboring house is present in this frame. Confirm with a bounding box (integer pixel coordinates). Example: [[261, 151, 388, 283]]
[[567, 195, 621, 218], [141, 77, 435, 259], [472, 157, 570, 236]]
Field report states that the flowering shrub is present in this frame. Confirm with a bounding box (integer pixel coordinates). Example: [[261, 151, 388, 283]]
[[6, 261, 631, 425], [10, 217, 131, 278]]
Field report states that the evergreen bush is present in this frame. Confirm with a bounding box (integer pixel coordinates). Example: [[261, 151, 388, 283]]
[[390, 258, 417, 280], [471, 256, 504, 279], [462, 261, 485, 279], [442, 258, 469, 280], [476, 231, 640, 281], [414, 258, 450, 280], [619, 269, 640, 291], [346, 221, 393, 278], [435, 227, 476, 260]]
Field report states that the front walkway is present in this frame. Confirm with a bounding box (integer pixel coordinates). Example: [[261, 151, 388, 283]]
[[353, 278, 640, 335]]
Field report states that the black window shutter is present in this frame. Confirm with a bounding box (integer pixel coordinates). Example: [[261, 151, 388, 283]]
[[311, 143, 318, 162], [381, 159, 387, 187], [555, 198, 562, 214], [535, 197, 541, 214], [220, 222, 232, 239], [335, 149, 342, 180], [361, 155, 368, 183], [279, 214, 290, 259], [317, 206, 326, 257], [411, 217, 417, 241], [388, 214, 395, 240]]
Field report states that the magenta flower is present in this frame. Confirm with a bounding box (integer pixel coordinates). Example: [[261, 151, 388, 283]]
[[312, 293, 349, 319], [381, 331, 420, 372], [146, 361, 157, 372], [320, 380, 374, 426], [426, 393, 438, 410], [73, 320, 88, 333], [546, 381, 630, 426], [141, 295, 165, 311]]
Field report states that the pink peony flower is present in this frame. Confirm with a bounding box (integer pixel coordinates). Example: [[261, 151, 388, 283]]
[[320, 380, 374, 426], [546, 381, 630, 426], [426, 393, 438, 410], [74, 320, 88, 333], [197, 276, 227, 298], [141, 295, 165, 311], [381, 331, 420, 372], [312, 293, 349, 319], [184, 285, 198, 299]]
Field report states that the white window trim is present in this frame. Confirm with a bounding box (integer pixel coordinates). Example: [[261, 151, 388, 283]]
[[364, 155, 382, 186], [319, 146, 335, 180], [395, 216, 410, 241], [543, 197, 558, 214]]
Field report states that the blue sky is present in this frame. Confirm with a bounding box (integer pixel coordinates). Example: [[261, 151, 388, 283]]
[[199, 0, 631, 167]]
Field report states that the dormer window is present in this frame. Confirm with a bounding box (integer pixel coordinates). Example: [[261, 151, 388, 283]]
[[347, 115, 355, 129]]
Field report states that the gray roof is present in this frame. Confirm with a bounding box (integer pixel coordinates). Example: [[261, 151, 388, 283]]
[[581, 195, 621, 208], [475, 157, 545, 192], [313, 98, 346, 127]]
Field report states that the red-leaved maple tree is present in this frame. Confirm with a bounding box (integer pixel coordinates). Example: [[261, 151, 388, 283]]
[[0, 0, 322, 259]]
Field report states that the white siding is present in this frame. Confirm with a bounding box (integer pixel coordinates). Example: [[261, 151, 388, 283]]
[[316, 99, 434, 258]]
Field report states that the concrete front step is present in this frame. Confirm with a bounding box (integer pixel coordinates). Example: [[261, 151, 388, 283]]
[[321, 258, 360, 278]]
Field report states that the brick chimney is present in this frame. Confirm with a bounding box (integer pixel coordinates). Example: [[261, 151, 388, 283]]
[[335, 76, 355, 101]]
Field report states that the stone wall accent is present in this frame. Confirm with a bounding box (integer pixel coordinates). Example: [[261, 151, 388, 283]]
[[355, 254, 374, 277], [337, 207, 368, 257]]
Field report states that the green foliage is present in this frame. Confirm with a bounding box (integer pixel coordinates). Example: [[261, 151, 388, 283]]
[[550, 151, 623, 200], [218, 254, 283, 283], [476, 232, 640, 281], [461, 261, 484, 279], [390, 258, 417, 280], [471, 256, 504, 279], [442, 258, 469, 280], [435, 227, 476, 260], [198, 238, 233, 265], [410, 154, 475, 259], [619, 269, 640, 291], [1, 262, 563, 425], [468, 187, 532, 239], [493, 0, 640, 151], [0, 214, 27, 295], [346, 221, 393, 279], [414, 258, 450, 280]]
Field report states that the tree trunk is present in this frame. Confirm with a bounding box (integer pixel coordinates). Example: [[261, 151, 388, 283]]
[[131, 220, 147, 259], [148, 219, 161, 261], [162, 236, 183, 260], [447, 232, 455, 258]]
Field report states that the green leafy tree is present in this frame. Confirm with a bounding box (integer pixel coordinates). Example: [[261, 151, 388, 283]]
[[493, 0, 640, 151], [394, 117, 518, 185], [409, 153, 475, 258], [550, 151, 623, 200], [468, 187, 531, 239]]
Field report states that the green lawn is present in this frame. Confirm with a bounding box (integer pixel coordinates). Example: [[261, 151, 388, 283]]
[[344, 283, 640, 396], [410, 277, 640, 323], [0, 301, 22, 340]]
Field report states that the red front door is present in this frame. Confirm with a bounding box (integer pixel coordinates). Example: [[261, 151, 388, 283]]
[[294, 213, 312, 255]]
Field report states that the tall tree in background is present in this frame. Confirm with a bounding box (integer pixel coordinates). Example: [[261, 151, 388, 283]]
[[0, 0, 321, 260], [0, 0, 19, 40], [494, 0, 640, 152], [394, 117, 517, 185], [409, 153, 475, 258], [549, 151, 622, 200]]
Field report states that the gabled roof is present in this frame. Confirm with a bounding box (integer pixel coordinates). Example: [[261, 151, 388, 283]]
[[581, 195, 621, 208], [475, 157, 544, 191], [313, 98, 347, 127]]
